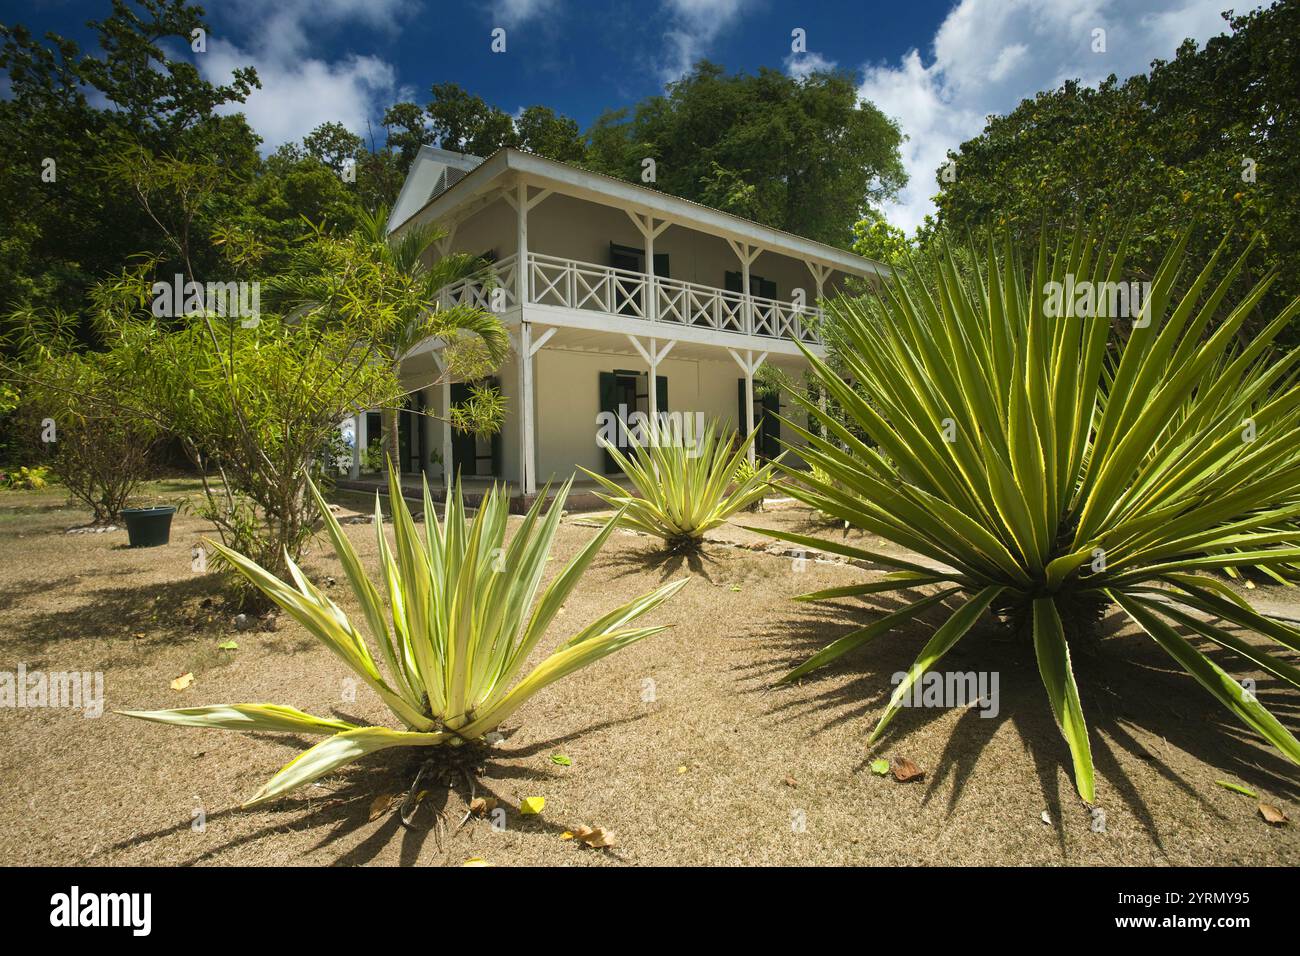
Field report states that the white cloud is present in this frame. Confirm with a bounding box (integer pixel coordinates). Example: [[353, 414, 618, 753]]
[[785, 51, 838, 81], [857, 0, 1233, 233], [658, 0, 752, 81], [488, 0, 559, 29], [196, 0, 409, 151]]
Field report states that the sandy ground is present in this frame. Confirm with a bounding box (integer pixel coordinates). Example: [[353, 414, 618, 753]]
[[0, 483, 1297, 866]]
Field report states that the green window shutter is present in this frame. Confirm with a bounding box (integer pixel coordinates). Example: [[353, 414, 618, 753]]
[[656, 375, 668, 413], [653, 253, 670, 278], [599, 371, 618, 474], [724, 270, 743, 293], [761, 389, 780, 459]]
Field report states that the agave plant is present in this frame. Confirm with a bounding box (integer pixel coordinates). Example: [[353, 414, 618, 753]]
[[582, 419, 775, 551], [765, 226, 1300, 802], [122, 470, 686, 806], [734, 455, 772, 512]]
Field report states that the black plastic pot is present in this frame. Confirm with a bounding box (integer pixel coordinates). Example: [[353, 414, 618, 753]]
[[121, 506, 177, 548]]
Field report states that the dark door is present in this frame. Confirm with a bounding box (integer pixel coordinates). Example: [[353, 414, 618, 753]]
[[449, 378, 502, 478], [397, 391, 425, 475], [599, 370, 667, 473], [738, 379, 780, 460]]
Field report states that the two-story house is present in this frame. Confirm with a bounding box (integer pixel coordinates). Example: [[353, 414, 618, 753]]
[[345, 145, 886, 501]]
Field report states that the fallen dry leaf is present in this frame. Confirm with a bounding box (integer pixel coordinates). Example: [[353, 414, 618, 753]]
[[783, 774, 799, 788], [460, 858, 491, 866], [468, 796, 498, 817], [1259, 803, 1288, 825], [568, 824, 616, 848], [368, 793, 396, 821], [891, 757, 924, 782], [170, 672, 194, 691]]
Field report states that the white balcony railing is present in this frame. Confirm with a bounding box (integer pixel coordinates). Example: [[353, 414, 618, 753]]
[[529, 252, 822, 344], [440, 252, 822, 345], [438, 253, 519, 312]]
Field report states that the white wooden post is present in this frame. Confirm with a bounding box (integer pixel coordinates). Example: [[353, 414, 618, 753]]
[[355, 411, 368, 474], [518, 324, 533, 495], [645, 219, 656, 324], [516, 181, 528, 307], [429, 350, 453, 493], [728, 348, 767, 464], [349, 413, 363, 478], [627, 334, 674, 436], [626, 211, 671, 326], [727, 239, 761, 335]]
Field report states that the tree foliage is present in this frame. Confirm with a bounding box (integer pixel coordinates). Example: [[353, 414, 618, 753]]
[[930, 3, 1300, 334], [584, 62, 906, 247]]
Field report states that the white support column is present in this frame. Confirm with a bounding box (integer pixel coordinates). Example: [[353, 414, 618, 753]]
[[518, 323, 534, 496], [434, 221, 458, 260], [515, 181, 528, 308], [626, 211, 671, 325], [429, 350, 453, 493], [727, 239, 762, 334], [354, 411, 369, 475], [805, 260, 829, 301], [627, 334, 675, 433], [515, 325, 556, 498], [727, 347, 768, 463], [349, 412, 363, 478]]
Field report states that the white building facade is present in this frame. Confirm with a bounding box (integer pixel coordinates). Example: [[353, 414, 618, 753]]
[[348, 146, 885, 499]]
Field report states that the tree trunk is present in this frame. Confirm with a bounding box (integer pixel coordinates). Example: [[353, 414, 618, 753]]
[[382, 407, 401, 477]]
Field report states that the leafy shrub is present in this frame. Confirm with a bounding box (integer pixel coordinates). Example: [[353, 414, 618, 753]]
[[122, 470, 686, 806], [772, 226, 1300, 802], [1, 465, 50, 490], [583, 419, 775, 551], [19, 350, 157, 522]]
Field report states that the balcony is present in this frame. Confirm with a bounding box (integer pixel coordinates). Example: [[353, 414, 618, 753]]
[[438, 252, 822, 345]]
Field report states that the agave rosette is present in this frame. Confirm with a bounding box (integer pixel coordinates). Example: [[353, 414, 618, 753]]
[[123, 470, 686, 806], [766, 226, 1300, 801], [582, 418, 776, 550]]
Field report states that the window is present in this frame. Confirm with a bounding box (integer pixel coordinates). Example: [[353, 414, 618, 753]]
[[724, 271, 778, 299]]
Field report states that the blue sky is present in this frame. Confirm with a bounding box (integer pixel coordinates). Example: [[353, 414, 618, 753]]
[[3, 0, 1239, 230]]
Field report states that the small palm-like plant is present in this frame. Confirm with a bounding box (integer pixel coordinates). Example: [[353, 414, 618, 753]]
[[768, 226, 1300, 802], [122, 470, 686, 807], [582, 419, 775, 551], [734, 456, 771, 512]]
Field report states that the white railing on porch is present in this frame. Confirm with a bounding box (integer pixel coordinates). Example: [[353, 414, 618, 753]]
[[527, 252, 822, 344], [437, 253, 519, 312]]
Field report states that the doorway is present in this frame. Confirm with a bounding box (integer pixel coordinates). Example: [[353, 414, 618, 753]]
[[599, 369, 667, 473], [450, 378, 502, 478]]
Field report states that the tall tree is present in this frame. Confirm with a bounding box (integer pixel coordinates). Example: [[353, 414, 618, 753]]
[[930, 2, 1300, 331], [0, 0, 260, 322], [584, 62, 907, 247]]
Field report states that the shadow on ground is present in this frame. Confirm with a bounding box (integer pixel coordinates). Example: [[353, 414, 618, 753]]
[[739, 588, 1300, 855]]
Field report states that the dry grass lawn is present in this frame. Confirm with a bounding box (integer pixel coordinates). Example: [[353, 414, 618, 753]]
[[0, 482, 1297, 866]]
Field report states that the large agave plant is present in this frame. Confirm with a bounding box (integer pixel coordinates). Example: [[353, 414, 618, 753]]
[[582, 419, 775, 551], [767, 227, 1300, 802], [122, 470, 686, 806]]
